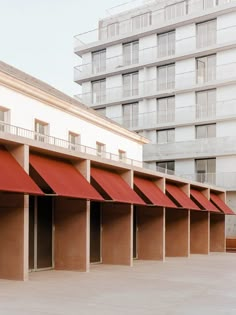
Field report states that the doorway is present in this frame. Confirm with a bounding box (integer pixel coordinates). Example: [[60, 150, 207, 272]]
[[133, 206, 137, 259], [90, 202, 102, 263], [29, 196, 53, 271]]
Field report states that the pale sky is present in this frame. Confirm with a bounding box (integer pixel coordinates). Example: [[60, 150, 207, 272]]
[[0, 0, 123, 96]]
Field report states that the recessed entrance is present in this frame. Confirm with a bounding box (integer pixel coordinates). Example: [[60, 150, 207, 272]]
[[90, 202, 101, 263], [29, 196, 53, 271]]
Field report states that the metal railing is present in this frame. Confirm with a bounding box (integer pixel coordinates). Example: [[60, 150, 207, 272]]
[[74, 27, 223, 81], [75, 61, 236, 106], [144, 136, 236, 160], [109, 98, 236, 130], [74, 0, 234, 48]]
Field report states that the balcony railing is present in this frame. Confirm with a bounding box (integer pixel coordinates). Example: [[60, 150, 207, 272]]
[[180, 172, 236, 189], [144, 136, 236, 161], [75, 61, 236, 106], [110, 98, 236, 130], [74, 27, 223, 82], [74, 0, 234, 49]]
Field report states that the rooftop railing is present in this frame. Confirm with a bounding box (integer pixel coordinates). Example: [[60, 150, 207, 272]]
[[74, 0, 234, 49]]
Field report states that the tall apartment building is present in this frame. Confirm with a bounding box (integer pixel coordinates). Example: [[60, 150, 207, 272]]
[[74, 0, 236, 230]]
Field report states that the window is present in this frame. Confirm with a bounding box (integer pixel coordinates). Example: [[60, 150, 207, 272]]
[[195, 158, 216, 184], [68, 132, 80, 150], [156, 161, 175, 174], [196, 89, 216, 119], [34, 120, 49, 142], [92, 50, 106, 74], [123, 72, 139, 98], [132, 12, 152, 31], [123, 41, 139, 66], [157, 97, 175, 123], [203, 0, 219, 9], [0, 107, 9, 132], [118, 150, 126, 161], [196, 55, 216, 84], [165, 1, 188, 20], [157, 64, 175, 90], [96, 142, 105, 157], [122, 103, 139, 128], [156, 129, 175, 144], [195, 124, 216, 139], [107, 22, 119, 38], [157, 31, 175, 58], [196, 20, 216, 49], [92, 80, 106, 104]]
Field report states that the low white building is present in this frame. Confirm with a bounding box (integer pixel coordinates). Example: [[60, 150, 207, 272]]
[[0, 61, 147, 165]]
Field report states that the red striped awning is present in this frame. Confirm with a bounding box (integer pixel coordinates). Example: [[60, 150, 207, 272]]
[[30, 154, 103, 200], [91, 167, 145, 205], [166, 183, 200, 211], [190, 189, 220, 213], [210, 193, 235, 215], [0, 146, 42, 195], [134, 176, 177, 207]]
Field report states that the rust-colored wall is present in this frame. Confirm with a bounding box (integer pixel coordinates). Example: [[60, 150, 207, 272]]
[[165, 209, 189, 257], [210, 213, 225, 252], [137, 206, 164, 260], [54, 197, 89, 271], [101, 203, 132, 266], [0, 193, 26, 280], [190, 211, 209, 254]]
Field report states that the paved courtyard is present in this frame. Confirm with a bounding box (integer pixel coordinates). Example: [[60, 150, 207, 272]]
[[0, 253, 236, 314]]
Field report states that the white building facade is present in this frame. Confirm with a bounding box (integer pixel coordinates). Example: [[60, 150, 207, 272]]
[[0, 61, 146, 166]]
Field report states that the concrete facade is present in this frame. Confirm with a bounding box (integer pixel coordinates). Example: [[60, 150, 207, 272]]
[[74, 0, 236, 235]]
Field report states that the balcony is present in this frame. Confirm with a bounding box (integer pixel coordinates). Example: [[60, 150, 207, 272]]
[[74, 0, 235, 51], [180, 172, 236, 190], [111, 98, 236, 131], [144, 136, 236, 161], [76, 61, 236, 107]]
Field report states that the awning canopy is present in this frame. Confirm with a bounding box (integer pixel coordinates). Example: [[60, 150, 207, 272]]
[[91, 167, 145, 205], [210, 193, 235, 215], [30, 154, 103, 200], [166, 183, 200, 211], [190, 189, 220, 213], [134, 176, 177, 208], [0, 146, 42, 195]]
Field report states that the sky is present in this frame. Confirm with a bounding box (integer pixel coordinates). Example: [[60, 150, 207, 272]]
[[0, 0, 126, 96]]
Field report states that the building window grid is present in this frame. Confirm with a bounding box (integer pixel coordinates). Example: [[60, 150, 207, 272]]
[[196, 55, 216, 84], [122, 103, 139, 129], [156, 97, 175, 123], [196, 89, 216, 119], [157, 64, 175, 91], [156, 161, 175, 174], [0, 108, 9, 132], [122, 72, 139, 98], [123, 41, 139, 66], [107, 22, 119, 38], [118, 149, 126, 161], [96, 142, 106, 157], [131, 12, 152, 31], [92, 50, 106, 74], [157, 31, 175, 58], [156, 129, 175, 144], [68, 132, 80, 151], [196, 19, 216, 49], [195, 124, 216, 139], [34, 120, 49, 143], [203, 0, 219, 9], [92, 79, 106, 104], [165, 0, 189, 20], [195, 158, 216, 184]]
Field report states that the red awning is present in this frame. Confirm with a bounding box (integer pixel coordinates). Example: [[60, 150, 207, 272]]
[[0, 146, 42, 195], [210, 193, 235, 215], [30, 154, 103, 200], [91, 167, 145, 205], [190, 189, 220, 213], [134, 176, 177, 208], [166, 183, 200, 211]]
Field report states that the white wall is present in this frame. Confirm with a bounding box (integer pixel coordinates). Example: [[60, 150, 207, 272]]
[[176, 24, 196, 55], [217, 11, 236, 44], [0, 85, 143, 161]]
